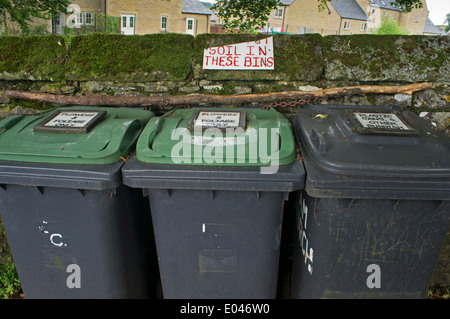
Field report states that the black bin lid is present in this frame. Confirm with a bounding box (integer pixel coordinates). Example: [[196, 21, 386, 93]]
[[292, 104, 450, 199]]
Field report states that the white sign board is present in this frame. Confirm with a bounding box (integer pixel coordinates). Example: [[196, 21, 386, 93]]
[[195, 111, 241, 128], [203, 37, 274, 70], [44, 111, 101, 128]]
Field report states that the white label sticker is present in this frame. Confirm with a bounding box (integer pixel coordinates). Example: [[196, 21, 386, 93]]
[[195, 111, 241, 128], [354, 113, 410, 131], [44, 112, 100, 128]]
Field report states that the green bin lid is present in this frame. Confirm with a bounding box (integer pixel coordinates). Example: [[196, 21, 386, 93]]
[[0, 106, 155, 164], [136, 107, 296, 166]]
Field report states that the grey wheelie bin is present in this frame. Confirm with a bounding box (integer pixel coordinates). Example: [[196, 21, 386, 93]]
[[0, 106, 157, 298], [122, 107, 305, 299], [290, 104, 450, 299]]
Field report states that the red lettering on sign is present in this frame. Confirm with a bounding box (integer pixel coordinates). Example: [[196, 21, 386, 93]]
[[259, 46, 267, 56], [203, 37, 273, 69]]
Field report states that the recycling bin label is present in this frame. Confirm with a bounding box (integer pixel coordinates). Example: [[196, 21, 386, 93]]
[[348, 111, 418, 136], [188, 110, 247, 132], [34, 110, 106, 134]]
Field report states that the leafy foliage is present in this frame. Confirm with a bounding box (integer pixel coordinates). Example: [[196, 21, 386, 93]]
[[445, 13, 450, 33], [213, 0, 425, 33], [387, 0, 423, 12], [373, 15, 409, 35], [0, 0, 70, 34], [0, 257, 21, 299], [212, 0, 281, 33]]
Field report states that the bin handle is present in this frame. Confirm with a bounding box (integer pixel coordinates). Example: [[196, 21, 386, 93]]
[[0, 115, 24, 135], [144, 107, 184, 151], [310, 129, 327, 155]]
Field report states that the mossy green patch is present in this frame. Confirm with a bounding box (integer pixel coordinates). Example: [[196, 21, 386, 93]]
[[65, 33, 193, 81], [274, 34, 324, 81], [0, 35, 67, 81], [323, 35, 450, 82]]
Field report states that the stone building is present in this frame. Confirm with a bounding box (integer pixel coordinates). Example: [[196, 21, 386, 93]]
[[264, 0, 435, 35], [0, 0, 443, 36], [1, 0, 213, 36]]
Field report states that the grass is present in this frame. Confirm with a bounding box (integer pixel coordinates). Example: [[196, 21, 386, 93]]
[[0, 221, 21, 299], [0, 257, 21, 299], [427, 284, 450, 299]]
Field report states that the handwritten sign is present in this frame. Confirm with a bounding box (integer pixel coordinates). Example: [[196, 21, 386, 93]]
[[203, 37, 274, 70]]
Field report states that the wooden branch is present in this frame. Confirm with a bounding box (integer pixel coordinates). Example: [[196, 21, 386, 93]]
[[4, 82, 431, 107]]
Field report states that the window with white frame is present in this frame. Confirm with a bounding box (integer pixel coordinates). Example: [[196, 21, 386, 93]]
[[361, 22, 368, 32], [274, 7, 283, 18], [343, 21, 350, 30], [76, 11, 83, 25], [130, 16, 134, 28], [414, 15, 420, 22], [161, 16, 167, 29], [85, 12, 93, 25]]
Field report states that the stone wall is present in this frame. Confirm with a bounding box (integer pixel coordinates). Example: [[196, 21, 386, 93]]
[[0, 34, 448, 129], [0, 33, 449, 286]]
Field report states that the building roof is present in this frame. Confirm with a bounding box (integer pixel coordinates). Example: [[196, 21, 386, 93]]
[[368, 0, 402, 12], [330, 0, 369, 21], [183, 0, 213, 15], [280, 0, 296, 5], [423, 17, 447, 35]]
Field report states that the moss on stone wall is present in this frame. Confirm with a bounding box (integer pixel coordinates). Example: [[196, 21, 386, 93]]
[[323, 35, 450, 82], [65, 33, 193, 81], [0, 33, 449, 84], [0, 33, 194, 82], [0, 35, 67, 81]]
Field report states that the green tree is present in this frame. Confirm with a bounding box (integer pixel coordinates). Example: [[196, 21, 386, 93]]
[[213, 0, 424, 33], [0, 0, 70, 34], [212, 0, 281, 33], [445, 13, 450, 33], [373, 15, 409, 34]]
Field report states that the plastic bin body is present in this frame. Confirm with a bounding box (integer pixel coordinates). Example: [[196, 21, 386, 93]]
[[122, 107, 305, 299], [0, 106, 157, 298], [291, 104, 450, 299], [148, 188, 285, 298]]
